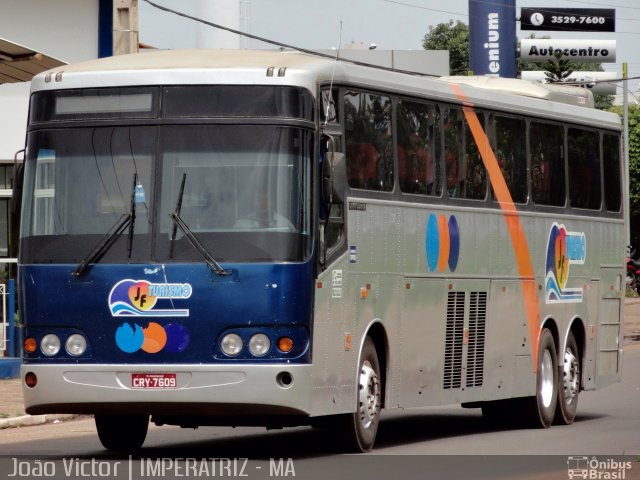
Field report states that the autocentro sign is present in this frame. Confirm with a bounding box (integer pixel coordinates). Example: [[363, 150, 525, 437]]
[[520, 39, 616, 63]]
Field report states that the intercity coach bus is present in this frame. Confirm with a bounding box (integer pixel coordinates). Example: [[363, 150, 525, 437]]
[[17, 49, 624, 452]]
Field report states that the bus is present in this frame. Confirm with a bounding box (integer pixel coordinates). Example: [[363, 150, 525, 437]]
[[17, 49, 625, 453]]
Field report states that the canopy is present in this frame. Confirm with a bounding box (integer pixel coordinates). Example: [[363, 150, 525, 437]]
[[0, 37, 66, 84]]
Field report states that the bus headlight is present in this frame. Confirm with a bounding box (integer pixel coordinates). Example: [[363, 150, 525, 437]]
[[220, 333, 243, 356], [65, 334, 87, 356], [249, 333, 271, 357], [40, 334, 61, 357]]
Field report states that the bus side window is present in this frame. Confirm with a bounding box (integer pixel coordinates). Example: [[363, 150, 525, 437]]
[[530, 121, 565, 207], [320, 134, 345, 266], [397, 100, 441, 196], [491, 115, 527, 204], [568, 127, 601, 210], [603, 133, 622, 212], [344, 90, 393, 192], [444, 108, 464, 198], [463, 112, 486, 200]]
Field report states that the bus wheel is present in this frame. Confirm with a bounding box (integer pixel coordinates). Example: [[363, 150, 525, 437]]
[[555, 332, 580, 425], [339, 337, 382, 452], [95, 414, 149, 451], [524, 328, 558, 428]]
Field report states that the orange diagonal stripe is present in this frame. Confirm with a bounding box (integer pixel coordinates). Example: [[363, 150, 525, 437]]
[[450, 83, 541, 371]]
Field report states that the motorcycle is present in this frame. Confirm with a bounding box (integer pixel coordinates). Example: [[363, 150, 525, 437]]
[[626, 247, 640, 295]]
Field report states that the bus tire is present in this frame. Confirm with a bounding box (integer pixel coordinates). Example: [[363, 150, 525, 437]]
[[524, 328, 558, 428], [555, 331, 580, 425], [338, 337, 382, 452], [95, 414, 148, 451]]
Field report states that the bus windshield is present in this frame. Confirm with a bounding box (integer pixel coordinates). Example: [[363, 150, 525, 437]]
[[20, 125, 313, 264]]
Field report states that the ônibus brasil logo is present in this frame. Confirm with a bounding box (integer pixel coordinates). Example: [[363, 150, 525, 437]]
[[108, 279, 192, 317]]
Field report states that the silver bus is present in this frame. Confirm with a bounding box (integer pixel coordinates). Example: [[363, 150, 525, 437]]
[[18, 50, 624, 452]]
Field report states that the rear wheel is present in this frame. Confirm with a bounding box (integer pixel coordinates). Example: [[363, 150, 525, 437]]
[[523, 328, 558, 428], [95, 414, 148, 452], [335, 336, 382, 452], [555, 332, 581, 425]]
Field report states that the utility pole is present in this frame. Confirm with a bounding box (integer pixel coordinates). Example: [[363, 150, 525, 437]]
[[113, 0, 139, 55]]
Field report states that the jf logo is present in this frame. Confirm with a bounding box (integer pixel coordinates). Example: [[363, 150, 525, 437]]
[[109, 279, 192, 354], [545, 222, 586, 304], [426, 214, 460, 272]]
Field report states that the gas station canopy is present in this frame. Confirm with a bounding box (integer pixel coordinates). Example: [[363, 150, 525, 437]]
[[0, 37, 66, 84]]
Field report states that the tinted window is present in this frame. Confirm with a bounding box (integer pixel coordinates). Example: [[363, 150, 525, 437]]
[[397, 101, 441, 196], [464, 112, 487, 200], [492, 115, 527, 204], [320, 88, 339, 124], [444, 108, 464, 198], [444, 107, 486, 200], [163, 86, 314, 121], [568, 128, 601, 210], [344, 90, 393, 191], [31, 87, 159, 122], [603, 134, 621, 212], [531, 122, 565, 206]]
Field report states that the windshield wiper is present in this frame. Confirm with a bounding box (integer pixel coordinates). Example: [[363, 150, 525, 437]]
[[169, 173, 229, 276], [73, 174, 137, 276], [127, 173, 138, 259], [72, 213, 132, 276]]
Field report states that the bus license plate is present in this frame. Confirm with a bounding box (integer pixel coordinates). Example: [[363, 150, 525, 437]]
[[131, 373, 177, 389]]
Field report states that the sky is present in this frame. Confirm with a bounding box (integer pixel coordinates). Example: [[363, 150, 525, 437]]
[[138, 0, 640, 90]]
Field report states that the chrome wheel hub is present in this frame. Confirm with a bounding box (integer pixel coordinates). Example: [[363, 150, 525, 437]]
[[540, 349, 555, 408], [562, 347, 580, 403], [358, 360, 381, 429]]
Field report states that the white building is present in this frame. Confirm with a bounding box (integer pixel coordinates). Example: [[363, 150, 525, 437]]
[[0, 0, 108, 280]]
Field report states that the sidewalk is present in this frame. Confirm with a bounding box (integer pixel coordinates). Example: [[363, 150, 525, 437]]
[[2, 299, 640, 429], [0, 377, 79, 429]]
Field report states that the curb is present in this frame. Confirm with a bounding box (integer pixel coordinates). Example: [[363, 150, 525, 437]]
[[0, 414, 83, 430]]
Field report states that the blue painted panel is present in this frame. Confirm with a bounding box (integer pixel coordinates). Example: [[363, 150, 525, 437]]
[[19, 261, 314, 364], [98, 0, 113, 58]]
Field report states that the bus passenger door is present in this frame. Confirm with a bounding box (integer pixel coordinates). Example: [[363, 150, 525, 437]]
[[594, 268, 624, 388]]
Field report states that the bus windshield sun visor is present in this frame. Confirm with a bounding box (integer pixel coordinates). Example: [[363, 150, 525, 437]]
[[169, 173, 229, 277], [72, 174, 138, 276]]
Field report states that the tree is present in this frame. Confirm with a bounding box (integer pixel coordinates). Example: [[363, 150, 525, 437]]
[[518, 34, 613, 109], [610, 106, 640, 216], [542, 51, 574, 83], [422, 20, 469, 76]]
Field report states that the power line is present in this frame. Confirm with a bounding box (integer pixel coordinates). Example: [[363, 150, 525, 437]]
[[381, 0, 640, 29], [141, 0, 442, 77]]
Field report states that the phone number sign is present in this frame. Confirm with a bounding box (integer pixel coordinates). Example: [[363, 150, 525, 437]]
[[521, 8, 615, 32]]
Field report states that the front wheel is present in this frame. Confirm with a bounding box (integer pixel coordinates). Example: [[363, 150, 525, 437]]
[[555, 332, 581, 425], [334, 336, 382, 452], [523, 328, 558, 428], [95, 414, 149, 452]]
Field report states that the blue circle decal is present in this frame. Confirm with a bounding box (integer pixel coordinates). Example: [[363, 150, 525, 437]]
[[448, 216, 460, 272], [425, 213, 460, 272], [426, 214, 439, 272]]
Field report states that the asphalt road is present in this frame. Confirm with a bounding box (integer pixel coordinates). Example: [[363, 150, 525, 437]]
[[0, 344, 638, 480]]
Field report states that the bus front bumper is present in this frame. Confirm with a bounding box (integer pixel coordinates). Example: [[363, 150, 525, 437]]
[[21, 364, 313, 417]]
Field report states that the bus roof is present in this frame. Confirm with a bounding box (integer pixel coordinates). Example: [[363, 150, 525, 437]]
[[32, 49, 621, 131]]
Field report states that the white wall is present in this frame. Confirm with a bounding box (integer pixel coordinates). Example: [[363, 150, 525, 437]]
[[0, 0, 100, 160], [0, 84, 29, 159], [0, 0, 99, 64]]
